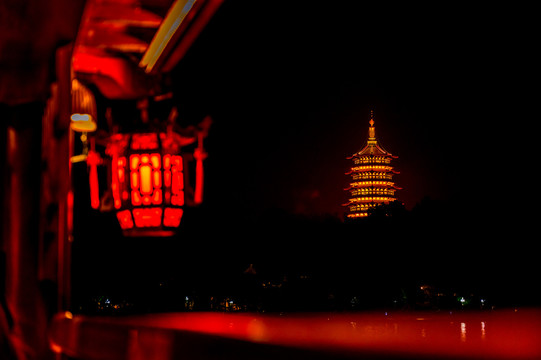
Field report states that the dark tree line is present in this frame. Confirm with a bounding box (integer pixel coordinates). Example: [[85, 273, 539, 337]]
[[71, 196, 537, 315]]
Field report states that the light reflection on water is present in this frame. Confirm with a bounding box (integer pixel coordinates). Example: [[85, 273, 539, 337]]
[[416, 319, 492, 344], [481, 321, 486, 340], [416, 319, 489, 344], [460, 322, 466, 342]]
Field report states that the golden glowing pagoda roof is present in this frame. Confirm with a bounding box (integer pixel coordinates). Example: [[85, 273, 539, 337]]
[[348, 113, 397, 159], [354, 142, 396, 157]]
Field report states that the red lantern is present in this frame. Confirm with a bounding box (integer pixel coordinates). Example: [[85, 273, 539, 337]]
[[104, 131, 198, 236]]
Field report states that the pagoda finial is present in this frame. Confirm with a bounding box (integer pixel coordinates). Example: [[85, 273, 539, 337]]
[[368, 110, 376, 143]]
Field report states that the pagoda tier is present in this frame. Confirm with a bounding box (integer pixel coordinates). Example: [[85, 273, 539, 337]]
[[343, 112, 401, 218]]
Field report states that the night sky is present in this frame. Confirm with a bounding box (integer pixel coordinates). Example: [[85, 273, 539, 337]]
[[170, 2, 526, 218]]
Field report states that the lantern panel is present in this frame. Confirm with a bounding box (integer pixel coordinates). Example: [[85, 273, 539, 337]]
[[153, 170, 161, 188], [152, 190, 162, 205], [132, 191, 141, 206], [131, 172, 138, 189], [140, 164, 152, 194], [163, 154, 171, 169], [164, 171, 171, 187], [130, 155, 139, 170], [116, 209, 134, 230], [163, 208, 183, 227], [133, 208, 162, 228], [151, 154, 160, 168]]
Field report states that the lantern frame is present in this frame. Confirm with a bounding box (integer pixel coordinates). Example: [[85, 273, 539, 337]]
[[106, 131, 190, 237]]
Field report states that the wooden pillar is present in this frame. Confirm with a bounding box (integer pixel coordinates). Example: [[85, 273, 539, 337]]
[[53, 44, 74, 313], [0, 43, 73, 360], [3, 102, 47, 360]]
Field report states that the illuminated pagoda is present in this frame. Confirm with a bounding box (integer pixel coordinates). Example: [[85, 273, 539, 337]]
[[344, 111, 401, 218]]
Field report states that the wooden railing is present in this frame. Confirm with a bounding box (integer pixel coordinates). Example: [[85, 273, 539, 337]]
[[49, 309, 541, 359]]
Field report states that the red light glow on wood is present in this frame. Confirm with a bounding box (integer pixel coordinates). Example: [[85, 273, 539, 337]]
[[50, 310, 541, 359]]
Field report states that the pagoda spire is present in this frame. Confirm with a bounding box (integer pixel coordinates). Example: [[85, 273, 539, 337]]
[[368, 110, 376, 145]]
